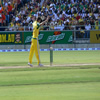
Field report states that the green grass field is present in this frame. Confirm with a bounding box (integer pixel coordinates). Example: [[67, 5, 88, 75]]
[[0, 51, 100, 100], [0, 67, 100, 100], [0, 50, 100, 66]]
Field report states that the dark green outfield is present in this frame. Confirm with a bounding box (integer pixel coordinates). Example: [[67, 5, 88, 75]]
[[0, 51, 100, 100], [0, 67, 100, 100]]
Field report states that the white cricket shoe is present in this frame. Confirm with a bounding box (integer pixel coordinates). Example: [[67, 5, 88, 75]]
[[38, 63, 44, 67], [28, 63, 33, 67]]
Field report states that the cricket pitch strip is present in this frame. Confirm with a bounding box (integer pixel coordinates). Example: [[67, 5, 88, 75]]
[[0, 63, 100, 69]]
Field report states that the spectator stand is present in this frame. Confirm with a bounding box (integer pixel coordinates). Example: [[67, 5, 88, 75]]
[[0, 0, 100, 40]]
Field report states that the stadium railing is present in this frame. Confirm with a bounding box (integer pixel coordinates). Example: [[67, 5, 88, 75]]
[[0, 25, 100, 41]]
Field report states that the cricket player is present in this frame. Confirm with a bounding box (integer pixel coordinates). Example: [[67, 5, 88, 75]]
[[28, 16, 49, 67]]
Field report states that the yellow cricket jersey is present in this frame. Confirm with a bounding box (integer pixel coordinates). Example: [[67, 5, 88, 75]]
[[32, 21, 40, 38]]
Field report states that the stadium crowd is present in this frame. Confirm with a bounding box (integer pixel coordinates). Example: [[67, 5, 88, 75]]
[[0, 0, 100, 38]]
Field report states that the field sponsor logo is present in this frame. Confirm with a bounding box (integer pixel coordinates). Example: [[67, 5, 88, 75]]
[[38, 34, 44, 40], [15, 33, 22, 43], [0, 34, 15, 43], [52, 31, 61, 44], [0, 33, 22, 43], [90, 31, 100, 43], [25, 34, 44, 43], [96, 34, 100, 40], [25, 36, 32, 43], [68, 35, 73, 42], [46, 32, 65, 43]]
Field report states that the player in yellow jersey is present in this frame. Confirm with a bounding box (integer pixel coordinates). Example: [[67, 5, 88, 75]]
[[28, 16, 49, 67]]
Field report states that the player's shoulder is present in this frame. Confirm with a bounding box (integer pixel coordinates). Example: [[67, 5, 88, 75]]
[[33, 21, 40, 29], [37, 22, 40, 26], [37, 22, 40, 29], [33, 21, 36, 25], [32, 21, 37, 27]]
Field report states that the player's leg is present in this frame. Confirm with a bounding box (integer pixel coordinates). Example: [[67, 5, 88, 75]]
[[29, 39, 35, 64], [36, 41, 43, 66], [34, 40, 41, 65]]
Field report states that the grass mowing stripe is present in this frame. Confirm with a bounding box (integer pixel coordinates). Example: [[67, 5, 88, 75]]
[[0, 68, 100, 86], [0, 80, 100, 87], [0, 82, 100, 100], [0, 66, 100, 72]]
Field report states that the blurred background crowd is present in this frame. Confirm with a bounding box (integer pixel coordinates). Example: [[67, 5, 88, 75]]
[[0, 0, 100, 38]]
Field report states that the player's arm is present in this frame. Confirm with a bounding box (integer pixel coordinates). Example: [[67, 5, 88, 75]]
[[40, 16, 49, 26]]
